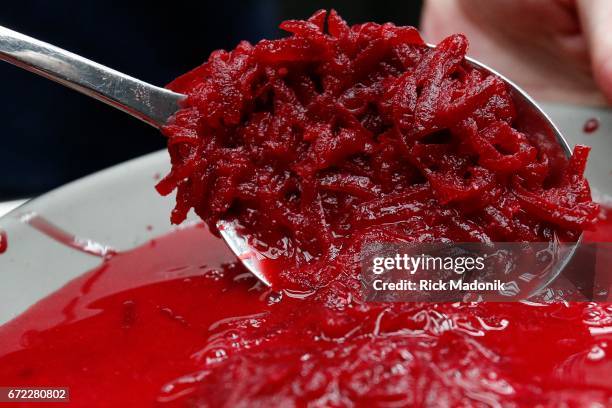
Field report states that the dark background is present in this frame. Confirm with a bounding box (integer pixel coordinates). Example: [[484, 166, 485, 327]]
[[0, 0, 422, 200]]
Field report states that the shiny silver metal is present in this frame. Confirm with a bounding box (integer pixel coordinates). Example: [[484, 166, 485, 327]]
[[0, 25, 185, 128], [217, 219, 272, 287], [0, 25, 274, 286], [0, 28, 579, 290]]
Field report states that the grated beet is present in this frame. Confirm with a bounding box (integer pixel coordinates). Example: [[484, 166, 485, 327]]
[[158, 10, 598, 284]]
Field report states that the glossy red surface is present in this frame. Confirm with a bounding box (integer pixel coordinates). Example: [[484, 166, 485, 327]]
[[0, 229, 7, 254], [0, 223, 610, 406]]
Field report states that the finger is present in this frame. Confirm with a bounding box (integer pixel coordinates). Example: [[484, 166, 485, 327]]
[[577, 0, 612, 102]]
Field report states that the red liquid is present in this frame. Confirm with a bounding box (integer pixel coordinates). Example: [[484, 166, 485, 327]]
[[0, 229, 7, 254], [0, 224, 611, 407], [584, 118, 600, 134]]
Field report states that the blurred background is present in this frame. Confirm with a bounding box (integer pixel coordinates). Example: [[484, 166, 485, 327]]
[[0, 0, 423, 201]]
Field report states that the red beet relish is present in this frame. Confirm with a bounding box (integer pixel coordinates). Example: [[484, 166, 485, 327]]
[[157, 10, 598, 289]]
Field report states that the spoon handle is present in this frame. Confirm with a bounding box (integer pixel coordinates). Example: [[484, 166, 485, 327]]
[[0, 25, 184, 128]]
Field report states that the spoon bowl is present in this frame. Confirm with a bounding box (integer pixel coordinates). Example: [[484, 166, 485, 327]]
[[0, 26, 577, 289]]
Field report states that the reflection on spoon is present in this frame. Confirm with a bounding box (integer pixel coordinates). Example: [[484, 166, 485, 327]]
[[20, 211, 117, 258]]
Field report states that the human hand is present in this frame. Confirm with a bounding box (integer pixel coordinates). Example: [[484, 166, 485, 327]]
[[421, 0, 612, 106]]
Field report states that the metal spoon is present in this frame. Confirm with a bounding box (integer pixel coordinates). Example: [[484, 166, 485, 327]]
[[0, 25, 272, 286], [0, 26, 576, 290]]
